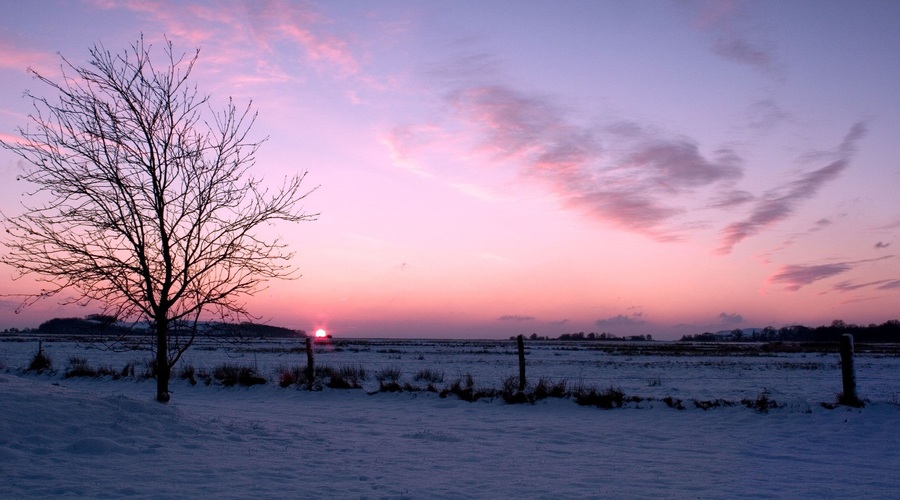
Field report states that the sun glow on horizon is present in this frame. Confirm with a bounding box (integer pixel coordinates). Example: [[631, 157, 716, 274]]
[[0, 3, 898, 339]]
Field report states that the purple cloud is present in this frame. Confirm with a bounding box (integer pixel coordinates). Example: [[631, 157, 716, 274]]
[[712, 37, 776, 75], [498, 315, 535, 321], [718, 122, 867, 254], [403, 59, 863, 251], [831, 280, 894, 293], [689, 0, 780, 77], [746, 99, 789, 131], [625, 142, 742, 190], [875, 241, 891, 249], [96, 1, 361, 81], [769, 255, 892, 291], [718, 312, 744, 325], [445, 85, 744, 238], [710, 189, 754, 209], [0, 39, 56, 74], [769, 263, 852, 292], [877, 280, 900, 290], [446, 86, 565, 160], [595, 313, 645, 328], [568, 191, 682, 235]]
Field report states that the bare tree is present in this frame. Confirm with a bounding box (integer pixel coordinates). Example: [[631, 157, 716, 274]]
[[1, 37, 316, 402]]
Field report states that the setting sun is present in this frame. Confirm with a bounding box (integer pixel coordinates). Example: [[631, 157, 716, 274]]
[[0, 3, 898, 340], [315, 328, 328, 338]]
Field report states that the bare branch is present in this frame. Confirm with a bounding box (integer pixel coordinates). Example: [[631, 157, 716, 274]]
[[1, 36, 317, 402]]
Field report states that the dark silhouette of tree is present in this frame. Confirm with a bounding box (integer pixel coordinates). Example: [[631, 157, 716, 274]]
[[1, 37, 316, 402], [681, 320, 900, 343]]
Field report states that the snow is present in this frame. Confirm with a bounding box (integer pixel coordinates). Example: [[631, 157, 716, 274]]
[[2, 337, 900, 498]]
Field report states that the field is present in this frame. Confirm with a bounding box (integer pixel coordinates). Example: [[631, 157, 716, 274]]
[[6, 335, 900, 405], [2, 335, 900, 497]]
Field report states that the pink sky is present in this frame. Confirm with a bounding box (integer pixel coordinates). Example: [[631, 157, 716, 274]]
[[1, 1, 899, 339]]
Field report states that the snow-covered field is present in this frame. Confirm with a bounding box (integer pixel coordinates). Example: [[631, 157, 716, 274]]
[[2, 336, 900, 498]]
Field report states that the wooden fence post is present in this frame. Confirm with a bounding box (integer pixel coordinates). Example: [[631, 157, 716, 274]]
[[517, 334, 526, 391], [840, 334, 862, 406], [306, 337, 315, 389]]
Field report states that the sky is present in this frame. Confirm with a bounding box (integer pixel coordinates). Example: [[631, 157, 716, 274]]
[[0, 0, 899, 339]]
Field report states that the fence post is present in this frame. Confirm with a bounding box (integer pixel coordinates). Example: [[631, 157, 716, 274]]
[[306, 337, 315, 389], [840, 334, 862, 406], [517, 334, 526, 391]]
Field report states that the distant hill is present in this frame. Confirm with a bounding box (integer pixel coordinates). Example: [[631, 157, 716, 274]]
[[37, 317, 133, 336], [202, 322, 307, 338], [34, 316, 306, 338]]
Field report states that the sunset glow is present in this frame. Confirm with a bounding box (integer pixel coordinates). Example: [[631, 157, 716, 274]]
[[1, 2, 899, 339]]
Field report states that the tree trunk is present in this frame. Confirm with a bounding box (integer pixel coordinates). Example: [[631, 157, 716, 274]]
[[156, 320, 171, 403], [306, 337, 315, 390]]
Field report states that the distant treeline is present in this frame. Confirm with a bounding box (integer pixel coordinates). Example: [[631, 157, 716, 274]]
[[2, 314, 306, 338], [681, 319, 900, 343], [513, 332, 653, 342]]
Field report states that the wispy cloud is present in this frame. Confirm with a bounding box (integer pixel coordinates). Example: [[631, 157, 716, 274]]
[[441, 84, 743, 239], [272, 18, 360, 76], [811, 219, 832, 231], [769, 263, 852, 292], [718, 312, 744, 325], [424, 53, 503, 84], [877, 280, 900, 290], [498, 315, 534, 321], [92, 0, 360, 82], [0, 131, 27, 146], [709, 189, 754, 209], [827, 273, 900, 293], [830, 280, 893, 293], [689, 0, 781, 78], [0, 39, 55, 74], [875, 241, 891, 249], [718, 122, 867, 254], [711, 36, 776, 75], [393, 39, 864, 251], [769, 255, 892, 291], [383, 124, 444, 177], [746, 98, 789, 131], [595, 313, 645, 328], [878, 220, 900, 231]]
